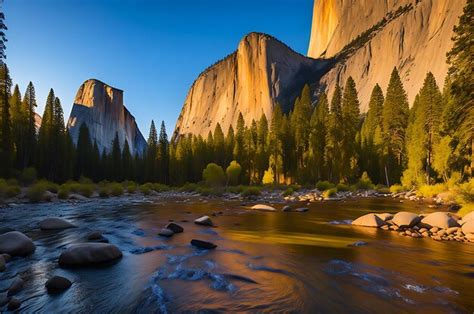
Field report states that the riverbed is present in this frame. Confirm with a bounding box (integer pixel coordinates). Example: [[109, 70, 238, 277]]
[[1, 196, 473, 313]]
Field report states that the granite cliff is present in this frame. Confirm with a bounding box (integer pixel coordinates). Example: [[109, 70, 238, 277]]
[[67, 79, 147, 155]]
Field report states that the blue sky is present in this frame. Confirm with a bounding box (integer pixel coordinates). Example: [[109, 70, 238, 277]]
[[5, 0, 313, 136]]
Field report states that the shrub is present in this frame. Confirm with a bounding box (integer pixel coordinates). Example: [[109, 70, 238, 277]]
[[323, 188, 338, 199], [0, 179, 21, 199], [27, 183, 47, 203], [262, 168, 274, 185], [336, 183, 350, 192], [197, 186, 223, 196], [282, 188, 294, 197], [140, 184, 151, 195], [110, 183, 124, 196], [99, 186, 110, 198], [458, 202, 474, 218], [179, 183, 199, 192], [417, 184, 446, 198], [152, 183, 170, 192], [375, 184, 390, 194], [389, 184, 405, 194], [226, 185, 243, 194], [18, 167, 37, 186], [78, 184, 94, 198], [38, 180, 59, 193], [316, 181, 335, 191], [58, 186, 70, 199], [241, 186, 261, 197], [127, 182, 137, 194], [226, 160, 242, 185], [355, 172, 374, 190], [203, 163, 226, 186]]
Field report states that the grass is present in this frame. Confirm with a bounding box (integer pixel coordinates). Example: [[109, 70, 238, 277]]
[[27, 182, 47, 203], [336, 183, 350, 192], [323, 188, 338, 199], [316, 181, 335, 191], [241, 186, 261, 197], [0, 179, 21, 199], [57, 185, 70, 199], [389, 184, 405, 194]]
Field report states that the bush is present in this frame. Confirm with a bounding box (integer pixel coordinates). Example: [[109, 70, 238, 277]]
[[179, 183, 199, 192], [58, 185, 70, 199], [389, 184, 405, 194], [78, 184, 94, 198], [457, 179, 474, 203], [323, 188, 338, 199], [99, 186, 110, 198], [417, 184, 446, 198], [27, 183, 47, 203], [282, 188, 294, 196], [226, 185, 243, 194], [375, 184, 390, 194], [336, 183, 350, 192], [197, 186, 223, 196], [140, 184, 151, 195], [262, 168, 274, 185], [152, 183, 170, 192], [38, 180, 59, 193], [126, 182, 137, 194], [316, 181, 335, 191], [18, 167, 37, 186], [0, 179, 21, 199], [203, 163, 226, 186], [241, 186, 261, 197], [226, 160, 242, 185], [458, 203, 474, 218], [355, 172, 374, 190], [110, 183, 124, 196]]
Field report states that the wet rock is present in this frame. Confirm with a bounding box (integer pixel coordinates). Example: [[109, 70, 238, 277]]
[[348, 241, 367, 247], [437, 230, 447, 237], [281, 205, 291, 212], [392, 212, 421, 228], [430, 227, 439, 233], [59, 243, 122, 267], [7, 298, 21, 311], [0, 293, 9, 307], [352, 214, 386, 228], [462, 211, 474, 223], [43, 190, 55, 201], [375, 213, 393, 221], [446, 227, 459, 235], [194, 216, 213, 226], [165, 222, 184, 233], [251, 204, 276, 211], [69, 193, 89, 201], [0, 255, 5, 272], [190, 239, 217, 249], [421, 212, 459, 230], [0, 231, 36, 257], [461, 220, 474, 235], [158, 228, 174, 237], [2, 253, 11, 263], [448, 203, 461, 212], [45, 276, 72, 293], [86, 231, 109, 243], [0, 227, 14, 234], [295, 207, 309, 212], [381, 225, 389, 230], [39, 218, 76, 230], [8, 278, 24, 296]]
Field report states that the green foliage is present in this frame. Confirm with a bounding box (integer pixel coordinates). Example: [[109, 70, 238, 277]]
[[179, 182, 199, 192], [203, 163, 225, 186], [389, 184, 405, 194], [316, 181, 335, 191], [262, 167, 274, 185], [457, 178, 474, 203], [139, 184, 151, 195], [58, 185, 70, 199], [417, 184, 446, 198], [109, 183, 124, 196], [336, 183, 350, 192], [375, 184, 390, 194], [355, 172, 374, 190], [18, 167, 37, 186], [226, 160, 242, 185], [282, 187, 294, 196], [323, 188, 338, 199], [241, 186, 261, 197], [27, 182, 47, 203], [0, 179, 20, 199]]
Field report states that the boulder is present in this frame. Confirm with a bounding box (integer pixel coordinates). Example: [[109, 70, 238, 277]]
[[39, 218, 76, 230], [165, 222, 184, 233], [191, 239, 217, 250], [295, 207, 309, 212], [194, 216, 213, 226], [352, 214, 386, 228], [45, 276, 72, 293], [69, 193, 89, 201], [0, 231, 36, 257], [7, 298, 21, 311], [462, 211, 474, 223], [461, 220, 474, 235], [251, 204, 276, 212], [158, 228, 174, 237], [375, 213, 393, 221], [281, 205, 291, 212], [421, 212, 459, 230], [392, 212, 421, 228], [8, 278, 24, 296], [59, 243, 122, 267], [446, 227, 459, 235]]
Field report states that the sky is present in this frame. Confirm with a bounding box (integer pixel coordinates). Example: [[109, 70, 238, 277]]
[[4, 0, 314, 136]]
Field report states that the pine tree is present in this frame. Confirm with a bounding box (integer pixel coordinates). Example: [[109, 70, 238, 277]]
[[37, 89, 55, 179], [146, 120, 158, 182], [267, 106, 284, 183], [9, 84, 23, 169], [341, 77, 361, 181], [52, 97, 67, 182], [309, 92, 329, 182], [111, 132, 122, 181], [225, 126, 234, 166], [0, 8, 11, 177], [22, 82, 37, 168], [158, 121, 169, 184], [122, 139, 133, 180], [382, 68, 409, 185], [75, 123, 93, 179], [326, 83, 343, 182], [446, 0, 473, 177], [291, 84, 312, 182], [256, 114, 268, 182], [213, 123, 225, 167], [233, 112, 245, 163]]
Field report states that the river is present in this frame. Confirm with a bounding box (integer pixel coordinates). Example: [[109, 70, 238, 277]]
[[0, 196, 473, 313]]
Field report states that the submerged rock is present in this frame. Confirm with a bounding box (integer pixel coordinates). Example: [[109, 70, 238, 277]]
[[45, 276, 72, 293], [0, 231, 36, 257], [7, 298, 21, 311], [194, 216, 213, 226], [86, 231, 109, 243], [191, 239, 217, 250], [39, 218, 76, 230], [392, 212, 421, 228], [281, 205, 291, 212], [165, 222, 184, 233], [158, 228, 174, 237], [352, 214, 385, 228], [0, 293, 9, 307], [421, 212, 459, 230], [348, 241, 368, 247], [251, 204, 276, 211], [295, 207, 309, 212], [59, 243, 122, 267], [8, 278, 24, 296]]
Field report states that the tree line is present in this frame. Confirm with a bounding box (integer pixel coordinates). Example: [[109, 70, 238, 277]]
[[0, 2, 471, 188]]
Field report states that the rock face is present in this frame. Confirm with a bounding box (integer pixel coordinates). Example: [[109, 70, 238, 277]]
[[308, 0, 465, 109], [67, 79, 147, 155], [174, 32, 329, 137]]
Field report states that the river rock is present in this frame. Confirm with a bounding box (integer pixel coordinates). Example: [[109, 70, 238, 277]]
[[86, 231, 108, 243], [69, 193, 89, 201], [194, 216, 213, 226], [2, 253, 11, 263], [352, 214, 386, 228], [251, 204, 276, 211], [59, 243, 122, 267], [282, 205, 291, 212], [0, 255, 5, 272], [421, 212, 459, 230], [446, 227, 459, 235], [191, 239, 217, 250], [39, 218, 76, 230], [7, 298, 21, 311], [0, 231, 36, 257], [375, 213, 393, 221], [8, 278, 24, 296], [295, 207, 309, 212], [165, 222, 184, 233], [462, 211, 474, 223], [158, 228, 174, 237], [461, 220, 474, 235], [45, 276, 72, 293], [392, 212, 421, 228]]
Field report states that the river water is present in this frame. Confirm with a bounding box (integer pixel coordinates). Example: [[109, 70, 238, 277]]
[[0, 196, 473, 313]]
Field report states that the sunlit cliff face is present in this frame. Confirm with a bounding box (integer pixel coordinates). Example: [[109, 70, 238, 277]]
[[307, 0, 340, 58]]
